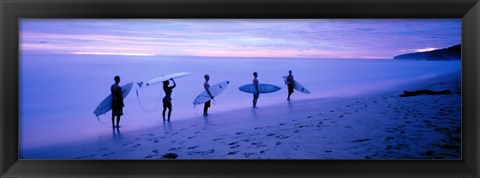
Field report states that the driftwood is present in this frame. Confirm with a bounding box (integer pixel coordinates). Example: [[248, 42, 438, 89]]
[[400, 89, 451, 97]]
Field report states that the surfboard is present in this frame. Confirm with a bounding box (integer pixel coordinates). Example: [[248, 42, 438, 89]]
[[137, 72, 193, 88], [283, 76, 311, 94], [193, 81, 230, 105], [239, 83, 281, 94], [93, 82, 134, 117]]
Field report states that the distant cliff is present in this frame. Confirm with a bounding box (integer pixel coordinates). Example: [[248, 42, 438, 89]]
[[394, 44, 461, 60]]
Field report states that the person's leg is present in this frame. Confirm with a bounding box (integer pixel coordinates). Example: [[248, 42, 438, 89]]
[[203, 104, 208, 115], [288, 85, 294, 100], [167, 103, 172, 121], [116, 116, 121, 127], [162, 104, 167, 121], [203, 100, 210, 115], [111, 115, 115, 127]]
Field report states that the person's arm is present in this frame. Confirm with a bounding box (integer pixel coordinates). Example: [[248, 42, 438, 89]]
[[254, 80, 259, 94], [170, 79, 176, 89], [119, 86, 124, 107], [290, 76, 294, 86], [205, 83, 214, 99]]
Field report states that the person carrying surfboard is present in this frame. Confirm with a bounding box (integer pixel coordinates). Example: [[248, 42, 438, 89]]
[[162, 79, 176, 121], [203, 74, 214, 116], [253, 72, 259, 108], [111, 75, 124, 128], [286, 70, 295, 101]]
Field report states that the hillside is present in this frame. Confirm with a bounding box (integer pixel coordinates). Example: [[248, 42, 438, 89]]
[[394, 44, 461, 60]]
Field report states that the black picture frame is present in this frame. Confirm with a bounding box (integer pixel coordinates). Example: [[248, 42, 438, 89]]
[[1, 0, 479, 177]]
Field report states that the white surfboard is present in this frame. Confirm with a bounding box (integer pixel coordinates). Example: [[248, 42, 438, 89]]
[[283, 76, 311, 94], [137, 72, 193, 88], [193, 81, 230, 105], [93, 82, 134, 117], [239, 83, 281, 94]]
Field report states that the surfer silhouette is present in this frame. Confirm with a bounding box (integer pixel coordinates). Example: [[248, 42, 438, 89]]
[[162, 79, 176, 121], [203, 74, 214, 116], [111, 75, 123, 128], [253, 72, 259, 108], [286, 70, 294, 101]]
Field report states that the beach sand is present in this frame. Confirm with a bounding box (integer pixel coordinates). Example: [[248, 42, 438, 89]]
[[21, 72, 461, 160]]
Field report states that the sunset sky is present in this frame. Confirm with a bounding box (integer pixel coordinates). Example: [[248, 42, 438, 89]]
[[20, 19, 461, 59]]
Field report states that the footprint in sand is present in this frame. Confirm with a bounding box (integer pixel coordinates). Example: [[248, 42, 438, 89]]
[[230, 145, 240, 149], [276, 141, 281, 146], [338, 115, 344, 118], [102, 152, 115, 157], [229, 142, 238, 145], [279, 123, 285, 126], [188, 136, 195, 139], [276, 135, 289, 139], [267, 133, 275, 137], [294, 130, 299, 133], [152, 150, 159, 153], [153, 140, 159, 143], [194, 131, 200, 134], [235, 132, 245, 135], [213, 138, 223, 141], [228, 151, 239, 155], [325, 150, 332, 153], [168, 147, 179, 151], [133, 144, 141, 148], [188, 149, 215, 156], [307, 116, 313, 118], [384, 137, 394, 141], [344, 126, 353, 129], [254, 127, 263, 130], [244, 152, 255, 158], [146, 155, 156, 159], [353, 139, 371, 143], [299, 124, 312, 128], [188, 146, 199, 150]]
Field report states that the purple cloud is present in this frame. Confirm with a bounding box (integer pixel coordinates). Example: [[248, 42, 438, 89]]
[[20, 19, 461, 59]]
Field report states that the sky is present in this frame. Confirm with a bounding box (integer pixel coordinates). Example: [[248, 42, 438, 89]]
[[20, 19, 461, 59]]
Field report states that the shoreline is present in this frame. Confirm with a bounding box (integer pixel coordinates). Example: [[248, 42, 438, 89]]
[[21, 72, 461, 159]]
